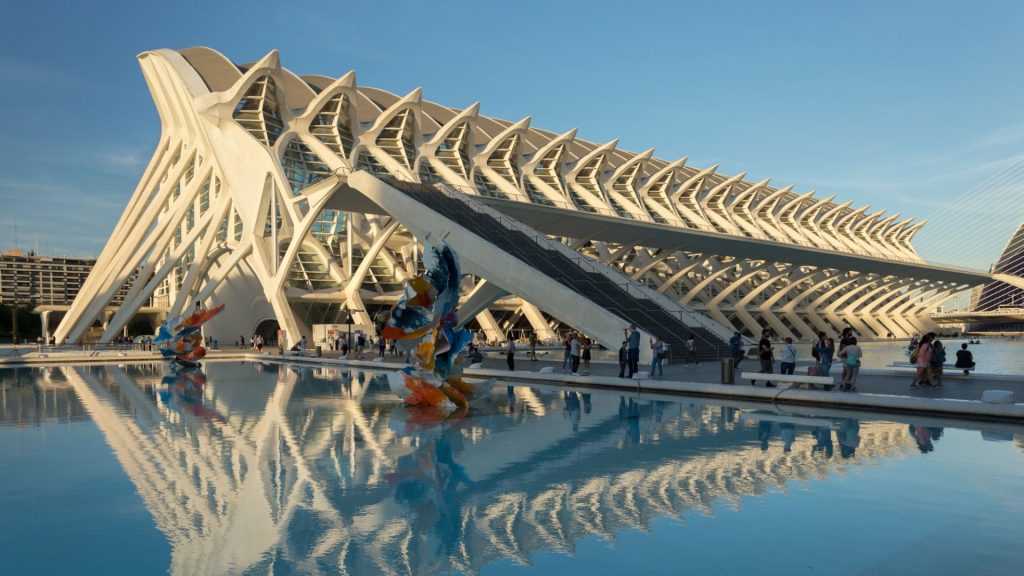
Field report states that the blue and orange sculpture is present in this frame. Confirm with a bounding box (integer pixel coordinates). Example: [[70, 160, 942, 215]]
[[154, 303, 225, 368], [383, 241, 486, 411]]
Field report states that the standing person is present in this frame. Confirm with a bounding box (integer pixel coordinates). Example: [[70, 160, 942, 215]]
[[955, 343, 975, 375], [752, 330, 774, 387], [561, 336, 572, 373], [684, 334, 699, 365], [930, 340, 946, 388], [911, 333, 934, 389], [239, 334, 245, 349], [838, 328, 854, 385], [819, 337, 836, 377], [650, 336, 665, 378], [257, 334, 264, 353], [581, 338, 593, 375], [356, 332, 366, 359], [378, 337, 387, 359], [529, 332, 538, 361], [341, 336, 350, 357], [618, 341, 628, 378], [729, 331, 744, 367], [779, 337, 797, 375], [625, 325, 640, 377], [812, 331, 827, 365], [838, 337, 863, 391], [299, 335, 307, 355], [505, 333, 516, 371], [569, 334, 582, 375]]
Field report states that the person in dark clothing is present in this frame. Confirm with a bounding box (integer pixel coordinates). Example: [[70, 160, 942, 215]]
[[955, 343, 975, 375], [751, 331, 774, 387], [618, 341, 628, 378], [729, 332, 744, 367], [625, 324, 641, 377]]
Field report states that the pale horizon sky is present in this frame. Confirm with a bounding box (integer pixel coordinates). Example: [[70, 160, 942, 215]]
[[1, 1, 1023, 268]]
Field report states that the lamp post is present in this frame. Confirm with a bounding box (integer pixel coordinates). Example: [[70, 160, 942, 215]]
[[341, 305, 364, 359]]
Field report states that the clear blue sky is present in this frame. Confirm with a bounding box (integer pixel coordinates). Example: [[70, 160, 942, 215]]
[[1, 0, 1022, 267]]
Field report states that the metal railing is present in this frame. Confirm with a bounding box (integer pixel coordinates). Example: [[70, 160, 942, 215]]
[[368, 166, 986, 276], [381, 175, 729, 357]]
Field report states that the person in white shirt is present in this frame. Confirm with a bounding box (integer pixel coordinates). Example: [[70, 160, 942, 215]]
[[779, 337, 797, 374], [505, 333, 516, 371], [569, 334, 582, 375]]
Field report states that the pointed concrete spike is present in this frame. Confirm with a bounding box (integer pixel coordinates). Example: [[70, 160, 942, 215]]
[[513, 116, 532, 129], [406, 87, 423, 102], [337, 70, 356, 87], [255, 49, 280, 69], [465, 101, 481, 115]]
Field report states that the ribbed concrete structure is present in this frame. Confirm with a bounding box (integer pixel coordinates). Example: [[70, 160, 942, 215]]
[[55, 47, 991, 346]]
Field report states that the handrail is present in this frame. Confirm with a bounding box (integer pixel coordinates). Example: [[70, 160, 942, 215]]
[[382, 174, 731, 353], [415, 173, 986, 276], [435, 181, 734, 344]]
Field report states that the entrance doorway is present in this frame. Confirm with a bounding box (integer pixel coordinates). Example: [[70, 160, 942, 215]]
[[254, 319, 280, 347]]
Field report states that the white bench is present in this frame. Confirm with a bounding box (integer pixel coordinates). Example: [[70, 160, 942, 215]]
[[740, 371, 835, 390], [889, 361, 975, 372]]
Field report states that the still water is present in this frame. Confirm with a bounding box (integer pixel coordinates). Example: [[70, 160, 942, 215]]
[[1, 361, 1023, 575]]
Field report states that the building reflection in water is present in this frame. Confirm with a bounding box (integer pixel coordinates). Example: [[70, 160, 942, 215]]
[[0, 361, 989, 574]]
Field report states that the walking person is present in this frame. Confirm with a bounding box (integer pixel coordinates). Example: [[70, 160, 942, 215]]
[[618, 340, 628, 378], [569, 334, 582, 375], [684, 334, 699, 365], [378, 337, 386, 359], [650, 336, 665, 378], [581, 339, 593, 375], [729, 331, 744, 367], [505, 333, 516, 371], [239, 334, 245, 349], [356, 332, 366, 359], [910, 333, 934, 389], [955, 343, 975, 375], [779, 337, 797, 375], [625, 325, 640, 377], [838, 337, 863, 391], [930, 340, 946, 388], [529, 332, 538, 361]]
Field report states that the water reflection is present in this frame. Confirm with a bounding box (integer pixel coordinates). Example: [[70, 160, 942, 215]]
[[0, 362, 1018, 574]]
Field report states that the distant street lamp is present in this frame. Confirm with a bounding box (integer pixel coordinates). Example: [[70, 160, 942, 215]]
[[341, 304, 364, 359]]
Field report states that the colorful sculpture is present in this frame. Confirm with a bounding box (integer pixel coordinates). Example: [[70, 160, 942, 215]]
[[383, 241, 488, 411], [154, 303, 225, 368]]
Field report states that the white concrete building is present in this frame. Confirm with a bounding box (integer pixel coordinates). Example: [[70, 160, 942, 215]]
[[55, 47, 990, 350]]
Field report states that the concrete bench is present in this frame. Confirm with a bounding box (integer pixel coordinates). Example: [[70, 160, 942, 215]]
[[889, 362, 975, 372], [740, 371, 835, 390]]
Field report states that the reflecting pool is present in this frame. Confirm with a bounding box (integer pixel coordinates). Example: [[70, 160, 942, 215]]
[[2, 362, 1023, 575]]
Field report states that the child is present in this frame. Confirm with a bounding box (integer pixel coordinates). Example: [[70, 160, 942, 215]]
[[930, 340, 946, 388], [838, 337, 863, 392]]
